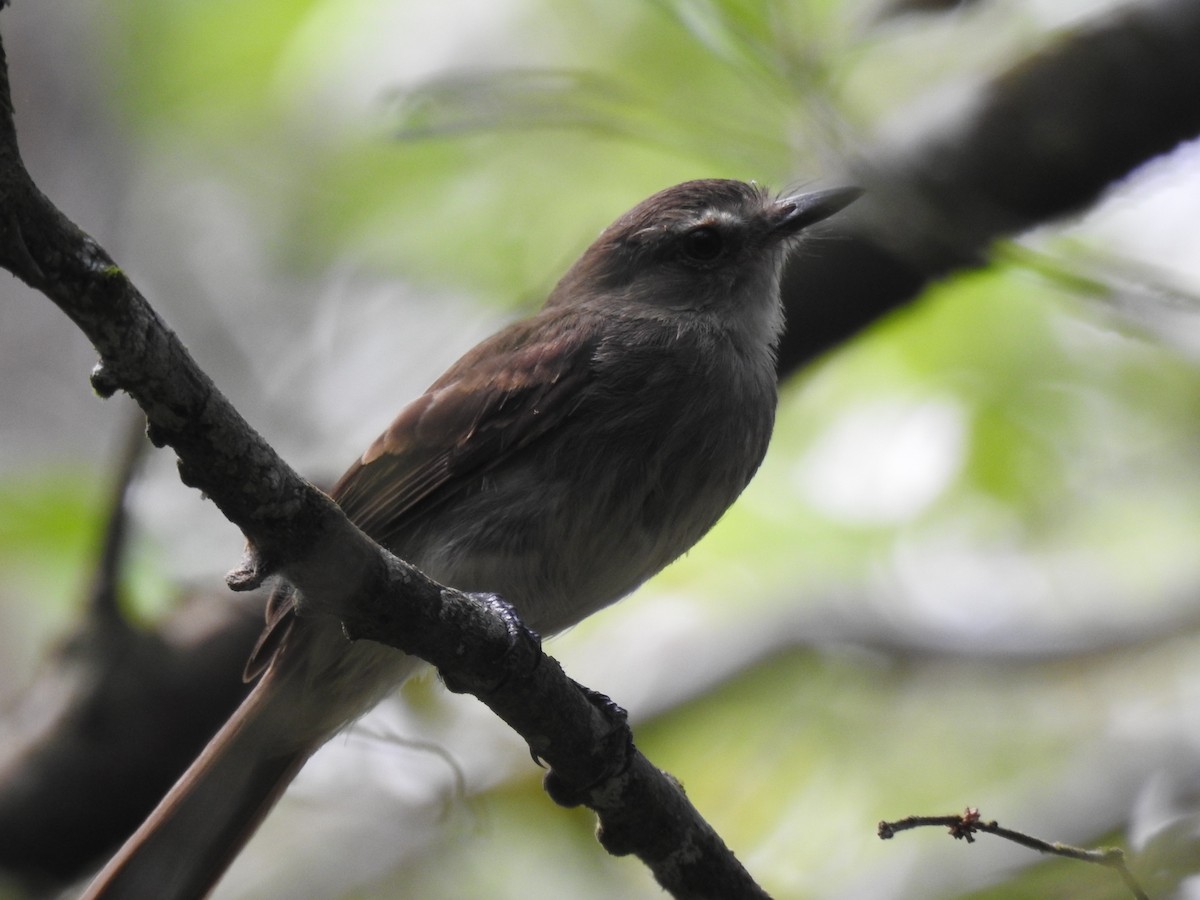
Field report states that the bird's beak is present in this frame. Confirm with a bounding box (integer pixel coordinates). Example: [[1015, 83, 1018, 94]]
[[770, 186, 863, 237]]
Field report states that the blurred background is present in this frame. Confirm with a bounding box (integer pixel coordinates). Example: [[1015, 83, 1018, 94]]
[[3, 0, 1200, 897]]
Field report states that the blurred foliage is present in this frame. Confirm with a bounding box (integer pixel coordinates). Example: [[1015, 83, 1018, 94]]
[[0, 473, 179, 650], [99, 0, 862, 295], [0, 474, 103, 640], [6, 0, 1200, 898]]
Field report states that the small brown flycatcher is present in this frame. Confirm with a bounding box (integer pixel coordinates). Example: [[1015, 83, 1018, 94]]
[[85, 178, 860, 899]]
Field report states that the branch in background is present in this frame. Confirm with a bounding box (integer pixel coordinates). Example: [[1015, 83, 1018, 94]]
[[879, 808, 1149, 900], [778, 0, 1200, 375], [0, 410, 263, 886], [87, 408, 151, 622], [0, 24, 768, 900]]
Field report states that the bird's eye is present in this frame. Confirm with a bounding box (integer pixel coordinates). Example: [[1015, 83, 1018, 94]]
[[679, 225, 725, 263]]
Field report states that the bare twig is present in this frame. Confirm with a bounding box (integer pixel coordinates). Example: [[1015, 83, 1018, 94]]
[[879, 808, 1148, 900], [87, 407, 150, 622]]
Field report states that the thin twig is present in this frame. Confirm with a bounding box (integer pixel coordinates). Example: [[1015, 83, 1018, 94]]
[[879, 808, 1148, 900], [88, 406, 150, 621]]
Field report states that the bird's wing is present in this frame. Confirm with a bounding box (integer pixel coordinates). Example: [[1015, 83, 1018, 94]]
[[333, 315, 595, 543], [245, 312, 596, 678]]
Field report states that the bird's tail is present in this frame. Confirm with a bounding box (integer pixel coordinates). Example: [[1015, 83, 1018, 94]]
[[79, 661, 320, 900], [83, 602, 418, 900]]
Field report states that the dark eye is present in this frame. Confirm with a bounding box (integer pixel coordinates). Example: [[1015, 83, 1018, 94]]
[[679, 225, 725, 263]]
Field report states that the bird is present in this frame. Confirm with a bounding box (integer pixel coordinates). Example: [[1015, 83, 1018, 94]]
[[83, 178, 860, 899]]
